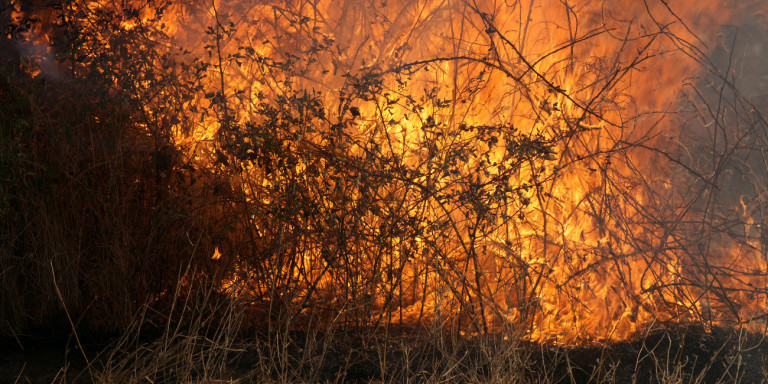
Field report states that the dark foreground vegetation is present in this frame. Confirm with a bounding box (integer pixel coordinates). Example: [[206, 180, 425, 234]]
[[3, 0, 768, 382], [3, 321, 768, 383]]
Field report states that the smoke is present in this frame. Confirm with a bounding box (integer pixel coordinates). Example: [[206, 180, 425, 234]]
[[13, 32, 64, 82], [673, 0, 768, 275], [3, 0, 65, 82]]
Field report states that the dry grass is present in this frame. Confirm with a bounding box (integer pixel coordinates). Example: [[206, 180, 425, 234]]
[[92, 272, 244, 383], [73, 318, 767, 383]]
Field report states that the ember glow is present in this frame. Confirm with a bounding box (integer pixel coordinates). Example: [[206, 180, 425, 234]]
[[12, 0, 768, 344]]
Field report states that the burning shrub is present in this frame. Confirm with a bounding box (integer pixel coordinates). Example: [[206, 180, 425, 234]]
[[3, 0, 768, 348]]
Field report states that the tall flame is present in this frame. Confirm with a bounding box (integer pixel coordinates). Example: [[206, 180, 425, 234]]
[[12, 0, 768, 344]]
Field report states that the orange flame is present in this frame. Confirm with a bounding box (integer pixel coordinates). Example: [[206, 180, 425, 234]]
[[17, 0, 768, 344]]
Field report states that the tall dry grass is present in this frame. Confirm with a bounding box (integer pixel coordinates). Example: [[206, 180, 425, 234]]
[[0, 46, 234, 339]]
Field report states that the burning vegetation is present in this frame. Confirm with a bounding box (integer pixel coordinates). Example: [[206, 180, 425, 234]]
[[2, 0, 768, 382]]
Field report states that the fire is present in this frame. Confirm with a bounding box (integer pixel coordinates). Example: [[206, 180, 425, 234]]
[[11, 0, 768, 344]]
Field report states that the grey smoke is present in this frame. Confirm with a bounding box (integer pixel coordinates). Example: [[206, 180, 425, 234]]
[[15, 32, 64, 82]]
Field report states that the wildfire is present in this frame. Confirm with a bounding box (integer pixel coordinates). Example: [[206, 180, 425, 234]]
[[11, 0, 768, 344]]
